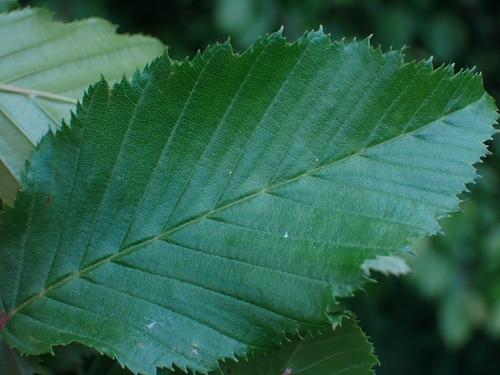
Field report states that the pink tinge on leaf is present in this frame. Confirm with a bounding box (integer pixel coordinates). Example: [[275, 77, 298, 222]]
[[282, 368, 292, 375], [0, 310, 8, 331]]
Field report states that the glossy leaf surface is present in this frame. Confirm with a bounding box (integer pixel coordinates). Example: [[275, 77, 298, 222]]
[[0, 29, 497, 374], [0, 7, 165, 202]]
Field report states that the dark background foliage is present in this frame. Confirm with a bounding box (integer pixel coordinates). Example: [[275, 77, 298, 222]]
[[17, 0, 500, 374]]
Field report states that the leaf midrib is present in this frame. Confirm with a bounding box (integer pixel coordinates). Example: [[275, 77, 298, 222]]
[[0, 83, 78, 104]]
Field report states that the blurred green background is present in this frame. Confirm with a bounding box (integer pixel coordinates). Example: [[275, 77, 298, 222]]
[[16, 0, 500, 374]]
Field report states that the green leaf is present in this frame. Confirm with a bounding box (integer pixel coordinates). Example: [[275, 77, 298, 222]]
[[0, 7, 165, 203], [0, 0, 19, 13], [438, 287, 486, 349], [0, 29, 497, 374], [0, 335, 50, 375], [220, 316, 377, 375]]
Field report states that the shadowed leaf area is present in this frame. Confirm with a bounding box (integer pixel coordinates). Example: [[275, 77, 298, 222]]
[[0, 28, 497, 374], [220, 316, 377, 375]]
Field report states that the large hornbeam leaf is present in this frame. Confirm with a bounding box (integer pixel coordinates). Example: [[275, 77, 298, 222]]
[[0, 29, 497, 374], [0, 7, 165, 203]]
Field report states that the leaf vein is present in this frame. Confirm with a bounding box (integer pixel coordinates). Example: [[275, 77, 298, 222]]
[[82, 270, 277, 350], [265, 191, 427, 232], [43, 84, 104, 290], [163, 44, 271, 229], [215, 37, 316, 206], [3, 33, 152, 88]]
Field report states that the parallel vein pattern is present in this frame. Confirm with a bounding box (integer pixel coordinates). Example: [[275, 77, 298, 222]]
[[0, 7, 165, 203], [0, 29, 497, 374]]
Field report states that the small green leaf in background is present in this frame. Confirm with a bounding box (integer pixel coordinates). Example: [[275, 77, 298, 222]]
[[0, 28, 497, 374], [221, 316, 377, 375], [438, 287, 486, 349], [0, 7, 165, 203], [408, 164, 500, 349]]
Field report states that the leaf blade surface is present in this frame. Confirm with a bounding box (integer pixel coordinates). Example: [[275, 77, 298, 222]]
[[0, 30, 497, 374]]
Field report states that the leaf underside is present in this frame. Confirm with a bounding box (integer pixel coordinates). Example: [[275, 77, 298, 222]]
[[0, 7, 165, 203], [0, 29, 497, 374]]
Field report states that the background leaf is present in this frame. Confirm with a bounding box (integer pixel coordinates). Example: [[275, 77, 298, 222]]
[[0, 29, 497, 374], [0, 0, 18, 13], [0, 335, 50, 375], [0, 7, 165, 203], [220, 316, 377, 375]]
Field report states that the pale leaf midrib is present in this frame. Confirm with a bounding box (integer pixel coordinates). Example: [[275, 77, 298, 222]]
[[402, 71, 452, 135], [0, 83, 77, 104]]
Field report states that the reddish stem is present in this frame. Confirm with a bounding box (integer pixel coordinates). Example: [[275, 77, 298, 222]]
[[0, 310, 8, 331]]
